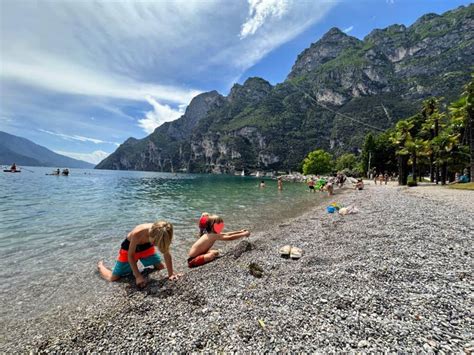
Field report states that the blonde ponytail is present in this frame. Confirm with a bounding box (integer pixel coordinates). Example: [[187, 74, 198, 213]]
[[149, 221, 173, 254]]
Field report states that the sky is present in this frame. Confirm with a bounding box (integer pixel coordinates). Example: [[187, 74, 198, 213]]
[[0, 0, 471, 164]]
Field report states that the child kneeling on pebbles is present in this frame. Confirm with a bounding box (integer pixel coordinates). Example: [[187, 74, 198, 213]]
[[188, 214, 250, 268], [98, 221, 182, 288]]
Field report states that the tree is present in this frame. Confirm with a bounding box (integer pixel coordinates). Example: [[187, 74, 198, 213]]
[[449, 76, 474, 181], [302, 149, 333, 175], [361, 131, 397, 178], [361, 133, 376, 176], [390, 119, 413, 185], [421, 98, 439, 182], [335, 153, 357, 171]]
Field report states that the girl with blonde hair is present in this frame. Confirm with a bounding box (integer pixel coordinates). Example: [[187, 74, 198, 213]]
[[98, 221, 182, 288]]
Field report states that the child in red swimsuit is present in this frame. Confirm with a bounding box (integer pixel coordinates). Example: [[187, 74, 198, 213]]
[[188, 215, 250, 268]]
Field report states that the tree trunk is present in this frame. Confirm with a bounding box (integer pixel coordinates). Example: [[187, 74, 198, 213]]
[[430, 128, 435, 182], [429, 155, 434, 182], [441, 162, 447, 185], [412, 153, 417, 185], [469, 106, 474, 182], [435, 120, 439, 184], [398, 155, 408, 185]]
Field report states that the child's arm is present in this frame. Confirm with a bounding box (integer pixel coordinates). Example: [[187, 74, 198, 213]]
[[217, 230, 250, 241], [222, 229, 248, 236], [127, 237, 146, 288], [162, 251, 182, 280]]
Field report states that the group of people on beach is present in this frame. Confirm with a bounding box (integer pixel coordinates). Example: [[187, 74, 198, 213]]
[[373, 172, 390, 185], [307, 173, 346, 195], [98, 213, 250, 288]]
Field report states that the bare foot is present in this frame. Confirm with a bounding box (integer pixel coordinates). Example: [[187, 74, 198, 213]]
[[97, 260, 119, 282]]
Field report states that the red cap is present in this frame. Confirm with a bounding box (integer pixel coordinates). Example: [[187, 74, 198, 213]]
[[199, 216, 208, 229]]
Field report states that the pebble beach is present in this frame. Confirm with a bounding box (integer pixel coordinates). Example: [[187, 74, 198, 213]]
[[4, 184, 473, 353]]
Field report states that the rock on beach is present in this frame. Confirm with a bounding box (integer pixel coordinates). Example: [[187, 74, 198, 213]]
[[4, 185, 472, 352]]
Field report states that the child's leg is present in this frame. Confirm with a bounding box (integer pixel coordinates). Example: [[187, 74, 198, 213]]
[[140, 252, 164, 271], [188, 250, 219, 268], [154, 262, 166, 271], [97, 261, 120, 282]]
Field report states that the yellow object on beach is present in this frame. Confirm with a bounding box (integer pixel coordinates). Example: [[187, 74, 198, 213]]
[[258, 319, 266, 329]]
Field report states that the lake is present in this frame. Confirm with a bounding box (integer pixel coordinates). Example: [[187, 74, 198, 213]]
[[0, 167, 326, 328]]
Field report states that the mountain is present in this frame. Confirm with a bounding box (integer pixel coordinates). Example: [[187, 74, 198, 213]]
[[96, 4, 474, 173], [0, 131, 95, 168]]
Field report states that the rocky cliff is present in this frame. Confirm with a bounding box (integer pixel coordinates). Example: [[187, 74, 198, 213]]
[[96, 4, 473, 173]]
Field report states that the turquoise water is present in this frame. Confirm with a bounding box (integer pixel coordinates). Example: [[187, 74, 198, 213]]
[[0, 167, 325, 325]]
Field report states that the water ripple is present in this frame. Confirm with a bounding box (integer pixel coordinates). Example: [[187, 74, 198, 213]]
[[0, 167, 323, 323]]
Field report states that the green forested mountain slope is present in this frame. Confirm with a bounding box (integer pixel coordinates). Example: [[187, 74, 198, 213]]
[[96, 4, 473, 173]]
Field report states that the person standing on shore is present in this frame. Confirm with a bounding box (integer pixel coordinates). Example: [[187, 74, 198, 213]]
[[98, 221, 182, 288], [187, 215, 250, 268]]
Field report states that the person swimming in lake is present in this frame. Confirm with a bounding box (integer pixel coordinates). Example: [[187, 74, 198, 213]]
[[98, 221, 182, 288], [277, 177, 283, 190], [307, 178, 315, 192], [188, 215, 250, 268], [259, 180, 266, 188]]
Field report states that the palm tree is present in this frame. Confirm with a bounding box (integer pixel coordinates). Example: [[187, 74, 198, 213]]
[[450, 77, 474, 181], [390, 120, 414, 185], [421, 98, 443, 182]]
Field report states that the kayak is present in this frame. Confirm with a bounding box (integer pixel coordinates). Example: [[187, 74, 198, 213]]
[[3, 170, 21, 173]]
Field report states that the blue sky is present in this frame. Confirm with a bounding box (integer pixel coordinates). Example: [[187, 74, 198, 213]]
[[0, 0, 471, 164]]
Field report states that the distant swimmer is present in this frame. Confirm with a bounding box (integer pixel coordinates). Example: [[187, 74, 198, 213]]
[[277, 177, 283, 190], [98, 221, 182, 288], [259, 180, 266, 188], [187, 215, 250, 268]]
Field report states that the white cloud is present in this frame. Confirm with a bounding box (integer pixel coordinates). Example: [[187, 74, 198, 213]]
[[137, 96, 186, 134], [54, 150, 110, 165], [1, 1, 339, 139], [343, 25, 354, 33], [39, 129, 119, 146], [1, 57, 200, 105], [214, 1, 339, 71], [240, 0, 289, 38]]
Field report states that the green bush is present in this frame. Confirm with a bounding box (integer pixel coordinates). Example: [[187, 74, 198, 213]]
[[302, 149, 333, 175]]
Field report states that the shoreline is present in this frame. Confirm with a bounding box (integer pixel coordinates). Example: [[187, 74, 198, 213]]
[[4, 185, 472, 352]]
